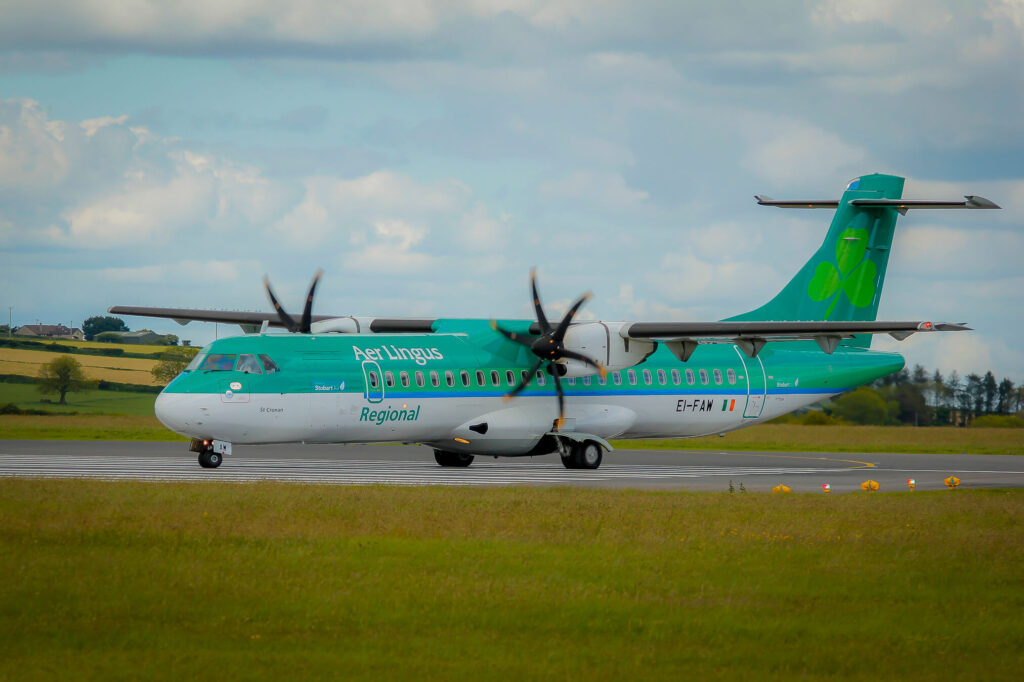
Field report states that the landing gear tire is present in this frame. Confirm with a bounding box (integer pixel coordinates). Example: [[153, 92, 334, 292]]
[[560, 452, 578, 469], [574, 441, 603, 470], [198, 449, 222, 469], [434, 449, 474, 467]]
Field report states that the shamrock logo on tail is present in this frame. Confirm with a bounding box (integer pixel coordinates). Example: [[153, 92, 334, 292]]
[[807, 227, 877, 319]]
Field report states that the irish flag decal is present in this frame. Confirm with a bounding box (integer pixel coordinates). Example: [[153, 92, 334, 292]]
[[721, 399, 736, 412]]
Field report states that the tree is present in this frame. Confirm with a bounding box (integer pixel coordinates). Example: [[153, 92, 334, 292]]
[[83, 316, 128, 341], [997, 378, 1014, 414], [832, 387, 897, 425], [983, 371, 997, 414], [37, 356, 93, 404], [152, 346, 200, 385], [912, 364, 928, 385]]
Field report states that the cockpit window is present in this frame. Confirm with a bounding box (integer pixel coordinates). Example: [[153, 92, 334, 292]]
[[184, 352, 205, 373], [259, 354, 280, 373], [200, 354, 237, 371], [236, 354, 263, 374]]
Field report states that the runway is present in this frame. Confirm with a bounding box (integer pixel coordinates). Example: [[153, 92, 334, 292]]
[[0, 440, 1021, 492]]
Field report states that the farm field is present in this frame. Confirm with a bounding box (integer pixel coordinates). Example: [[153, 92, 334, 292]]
[[1, 480, 1021, 681], [11, 338, 182, 355], [0, 383, 158, 416], [0, 347, 160, 386]]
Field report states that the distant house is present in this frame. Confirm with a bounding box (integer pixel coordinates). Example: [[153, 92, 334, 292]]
[[15, 324, 84, 340], [97, 329, 173, 345]]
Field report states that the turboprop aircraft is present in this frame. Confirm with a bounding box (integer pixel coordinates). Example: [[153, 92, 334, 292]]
[[111, 174, 998, 470]]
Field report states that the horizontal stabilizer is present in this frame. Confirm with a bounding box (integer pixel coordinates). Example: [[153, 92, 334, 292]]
[[756, 195, 1000, 213]]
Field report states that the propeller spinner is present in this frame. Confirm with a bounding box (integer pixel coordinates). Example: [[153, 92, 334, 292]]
[[264, 270, 323, 333], [491, 269, 607, 429]]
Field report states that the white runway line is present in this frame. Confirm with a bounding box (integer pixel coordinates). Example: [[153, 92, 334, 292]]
[[0, 454, 851, 487]]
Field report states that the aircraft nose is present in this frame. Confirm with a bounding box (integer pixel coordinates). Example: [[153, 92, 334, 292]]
[[154, 391, 195, 437]]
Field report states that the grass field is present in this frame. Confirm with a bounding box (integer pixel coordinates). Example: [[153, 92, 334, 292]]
[[615, 423, 1024, 455], [0, 480, 1021, 680], [0, 347, 160, 386], [14, 338, 180, 354], [0, 382, 158, 416]]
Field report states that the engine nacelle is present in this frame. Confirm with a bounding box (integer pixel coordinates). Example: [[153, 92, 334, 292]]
[[309, 316, 376, 334], [559, 322, 657, 377]]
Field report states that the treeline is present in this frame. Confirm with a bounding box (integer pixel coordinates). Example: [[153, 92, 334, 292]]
[[792, 365, 1024, 427]]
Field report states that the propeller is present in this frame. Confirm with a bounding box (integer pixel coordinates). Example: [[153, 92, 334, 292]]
[[264, 270, 323, 333], [491, 268, 607, 429]]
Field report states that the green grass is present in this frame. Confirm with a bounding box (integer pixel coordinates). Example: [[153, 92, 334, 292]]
[[1, 481, 1022, 681], [614, 423, 1024, 455], [0, 382, 158, 416]]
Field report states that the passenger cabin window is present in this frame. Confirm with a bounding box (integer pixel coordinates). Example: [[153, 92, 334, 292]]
[[200, 354, 236, 371], [385, 371, 395, 388], [415, 371, 425, 387], [445, 370, 454, 387], [368, 371, 380, 388], [476, 370, 485, 386], [460, 370, 470, 387], [699, 369, 709, 385], [536, 371, 546, 386], [670, 369, 681, 385], [613, 371, 622, 386], [506, 370, 516, 385], [598, 374, 606, 386], [258, 354, 280, 373], [685, 369, 695, 385], [400, 371, 410, 388], [657, 369, 667, 385], [642, 369, 652, 385], [490, 370, 500, 386], [567, 377, 576, 386], [582, 375, 591, 386], [236, 354, 262, 374], [727, 368, 737, 385], [430, 371, 440, 387], [627, 370, 637, 386], [713, 369, 723, 385]]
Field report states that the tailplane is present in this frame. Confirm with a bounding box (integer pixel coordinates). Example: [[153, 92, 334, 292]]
[[727, 173, 998, 347]]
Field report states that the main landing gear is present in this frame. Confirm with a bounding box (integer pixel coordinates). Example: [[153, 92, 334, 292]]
[[434, 450, 475, 467], [559, 440, 603, 470]]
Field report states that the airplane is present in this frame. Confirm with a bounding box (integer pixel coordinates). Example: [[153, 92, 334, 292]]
[[110, 173, 999, 470]]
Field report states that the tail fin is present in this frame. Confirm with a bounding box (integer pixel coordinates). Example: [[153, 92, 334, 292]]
[[727, 174, 905, 338]]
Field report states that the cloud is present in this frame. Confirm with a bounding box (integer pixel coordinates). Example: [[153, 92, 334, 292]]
[[741, 126, 868, 188], [540, 170, 648, 209]]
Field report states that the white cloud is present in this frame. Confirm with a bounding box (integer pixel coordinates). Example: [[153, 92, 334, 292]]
[[741, 126, 868, 188]]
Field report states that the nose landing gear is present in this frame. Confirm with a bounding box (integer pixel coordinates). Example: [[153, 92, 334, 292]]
[[198, 448, 222, 468], [190, 438, 227, 469]]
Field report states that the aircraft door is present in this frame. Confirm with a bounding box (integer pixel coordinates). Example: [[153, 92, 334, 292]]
[[732, 347, 767, 418], [361, 360, 384, 404]]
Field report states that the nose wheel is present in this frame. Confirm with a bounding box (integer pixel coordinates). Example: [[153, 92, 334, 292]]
[[198, 448, 222, 469]]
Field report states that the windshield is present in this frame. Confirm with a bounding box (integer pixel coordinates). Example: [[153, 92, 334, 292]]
[[183, 351, 205, 373], [199, 354, 237, 371]]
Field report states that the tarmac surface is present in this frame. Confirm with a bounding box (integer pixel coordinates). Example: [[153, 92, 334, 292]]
[[1, 440, 1022, 492]]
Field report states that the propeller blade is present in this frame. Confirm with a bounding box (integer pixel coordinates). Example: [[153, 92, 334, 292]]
[[530, 268, 552, 333], [489, 320, 534, 347], [554, 291, 591, 342], [552, 370, 565, 430], [504, 358, 544, 401], [299, 270, 323, 334], [559, 348, 608, 378], [264, 276, 298, 332]]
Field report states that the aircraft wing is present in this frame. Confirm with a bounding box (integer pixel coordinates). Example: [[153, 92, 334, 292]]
[[106, 306, 436, 333], [613, 320, 969, 359]]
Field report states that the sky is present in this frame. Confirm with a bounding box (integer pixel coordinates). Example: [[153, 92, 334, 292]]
[[1, 0, 1022, 382]]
